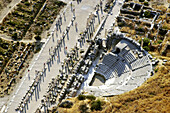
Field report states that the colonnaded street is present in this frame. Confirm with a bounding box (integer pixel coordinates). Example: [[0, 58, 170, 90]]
[[0, 0, 123, 112]]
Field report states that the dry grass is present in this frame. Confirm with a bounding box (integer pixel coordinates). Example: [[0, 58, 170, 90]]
[[120, 27, 130, 33], [162, 22, 170, 30], [102, 62, 170, 113], [54, 62, 170, 113], [159, 32, 170, 54], [153, 5, 167, 14], [121, 27, 136, 35], [53, 97, 107, 113]]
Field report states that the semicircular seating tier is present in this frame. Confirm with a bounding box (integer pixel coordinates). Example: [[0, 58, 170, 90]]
[[85, 39, 152, 96]]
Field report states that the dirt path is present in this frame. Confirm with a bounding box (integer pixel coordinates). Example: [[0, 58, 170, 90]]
[[0, 34, 35, 43], [0, 0, 22, 23]]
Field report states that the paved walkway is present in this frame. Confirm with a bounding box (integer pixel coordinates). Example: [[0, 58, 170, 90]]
[[0, 0, 108, 113], [99, 0, 121, 39]]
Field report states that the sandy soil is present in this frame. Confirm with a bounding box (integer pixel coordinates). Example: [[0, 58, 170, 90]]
[[91, 75, 105, 86]]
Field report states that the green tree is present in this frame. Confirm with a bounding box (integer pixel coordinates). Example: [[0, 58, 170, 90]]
[[79, 104, 89, 113], [77, 94, 86, 100], [139, 0, 145, 2], [34, 35, 41, 41], [143, 46, 150, 51], [144, 2, 149, 6], [86, 95, 96, 101], [90, 99, 102, 111], [158, 40, 163, 44], [139, 38, 150, 46], [144, 11, 151, 18], [12, 32, 18, 40]]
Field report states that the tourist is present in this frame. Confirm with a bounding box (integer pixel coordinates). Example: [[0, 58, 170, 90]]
[[49, 48, 51, 55], [75, 22, 78, 32], [100, 0, 103, 14], [63, 12, 66, 21], [55, 22, 58, 31], [62, 32, 65, 39], [44, 63, 46, 69], [59, 15, 62, 25], [73, 8, 75, 16], [28, 69, 30, 80], [35, 70, 37, 77], [70, 1, 73, 11]]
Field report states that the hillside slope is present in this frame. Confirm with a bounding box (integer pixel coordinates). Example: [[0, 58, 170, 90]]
[[54, 62, 170, 113]]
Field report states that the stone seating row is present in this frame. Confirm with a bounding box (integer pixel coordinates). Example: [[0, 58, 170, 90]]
[[118, 47, 129, 57], [110, 61, 129, 76], [102, 53, 118, 67], [104, 69, 114, 80], [132, 65, 151, 77], [96, 63, 110, 74], [123, 50, 136, 63], [131, 56, 150, 70], [96, 59, 130, 80]]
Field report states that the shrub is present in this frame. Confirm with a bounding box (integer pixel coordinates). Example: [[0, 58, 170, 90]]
[[8, 21, 17, 26], [139, 0, 145, 2], [34, 35, 41, 41], [158, 40, 163, 44], [155, 68, 158, 72], [143, 46, 150, 51], [34, 47, 41, 53], [159, 28, 168, 35], [86, 95, 96, 101], [118, 22, 125, 27], [34, 28, 41, 35], [0, 38, 2, 43], [122, 4, 128, 8], [143, 38, 150, 46], [9, 28, 12, 32], [12, 11, 19, 16], [90, 99, 102, 111], [0, 47, 6, 55], [2, 43, 8, 49], [137, 27, 145, 32], [139, 38, 150, 46], [77, 94, 86, 100], [79, 104, 89, 112], [162, 26, 168, 29], [16, 41, 19, 46], [144, 11, 151, 18], [144, 2, 149, 6], [24, 2, 30, 6], [59, 101, 73, 108], [12, 32, 18, 40], [0, 56, 3, 60], [55, 1, 67, 6], [21, 42, 25, 46], [1, 26, 4, 30], [6, 51, 12, 57]]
